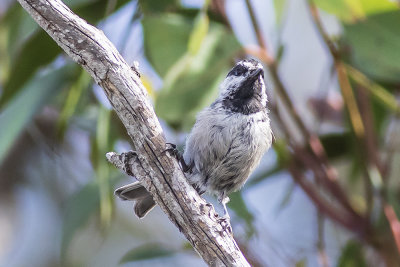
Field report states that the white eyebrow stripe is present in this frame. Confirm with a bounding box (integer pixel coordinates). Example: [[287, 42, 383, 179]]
[[241, 61, 262, 70], [241, 62, 253, 69]]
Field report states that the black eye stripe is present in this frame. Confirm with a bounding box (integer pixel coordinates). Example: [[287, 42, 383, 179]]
[[227, 65, 247, 77]]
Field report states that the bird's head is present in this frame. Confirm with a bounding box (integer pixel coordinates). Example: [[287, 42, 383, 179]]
[[218, 59, 267, 114]]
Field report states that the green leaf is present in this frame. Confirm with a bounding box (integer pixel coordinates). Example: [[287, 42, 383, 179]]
[[273, 0, 288, 25], [73, 0, 132, 24], [0, 64, 78, 164], [142, 14, 241, 130], [0, 3, 38, 59], [313, 0, 363, 22], [342, 10, 400, 83], [276, 44, 285, 64], [337, 240, 367, 267], [346, 65, 400, 114], [295, 258, 307, 267], [61, 181, 100, 260], [0, 30, 63, 107], [119, 243, 176, 263], [138, 0, 180, 14], [319, 133, 352, 159], [273, 139, 291, 166], [387, 189, 400, 220], [0, 0, 131, 107], [95, 106, 112, 227], [313, 0, 398, 22], [358, 0, 398, 17], [142, 14, 193, 77], [229, 192, 255, 237], [275, 182, 295, 213], [61, 174, 120, 259], [57, 70, 92, 139], [187, 12, 209, 55]]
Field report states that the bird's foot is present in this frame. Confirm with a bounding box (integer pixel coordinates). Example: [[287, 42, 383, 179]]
[[163, 143, 192, 173], [163, 143, 180, 159], [217, 214, 233, 235]]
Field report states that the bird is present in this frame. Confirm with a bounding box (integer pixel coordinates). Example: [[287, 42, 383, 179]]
[[115, 58, 273, 221]]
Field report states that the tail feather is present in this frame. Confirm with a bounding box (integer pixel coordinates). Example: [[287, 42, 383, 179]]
[[115, 181, 156, 218], [115, 181, 149, 200], [134, 194, 156, 218]]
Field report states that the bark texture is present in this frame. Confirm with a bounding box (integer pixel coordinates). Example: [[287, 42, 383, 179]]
[[17, 0, 250, 265]]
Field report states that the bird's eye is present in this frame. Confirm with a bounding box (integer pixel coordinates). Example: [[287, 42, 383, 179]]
[[232, 66, 246, 76]]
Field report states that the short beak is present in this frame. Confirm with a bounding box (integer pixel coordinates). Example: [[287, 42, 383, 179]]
[[250, 68, 263, 80]]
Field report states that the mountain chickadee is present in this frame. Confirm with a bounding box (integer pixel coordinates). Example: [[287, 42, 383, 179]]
[[115, 59, 273, 221]]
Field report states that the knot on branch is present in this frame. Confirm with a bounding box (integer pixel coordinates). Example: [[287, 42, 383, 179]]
[[106, 151, 138, 176]]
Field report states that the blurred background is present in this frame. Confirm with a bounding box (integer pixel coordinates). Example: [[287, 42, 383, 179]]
[[1, 0, 400, 266]]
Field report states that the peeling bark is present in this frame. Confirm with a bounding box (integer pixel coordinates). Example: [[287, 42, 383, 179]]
[[17, 0, 251, 265]]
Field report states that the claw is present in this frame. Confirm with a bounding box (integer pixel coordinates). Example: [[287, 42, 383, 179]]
[[217, 214, 233, 235], [163, 143, 192, 173]]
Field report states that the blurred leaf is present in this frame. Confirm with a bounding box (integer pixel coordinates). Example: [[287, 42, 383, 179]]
[[119, 243, 176, 263], [387, 190, 400, 220], [138, 0, 180, 14], [273, 0, 287, 25], [349, 151, 363, 184], [295, 259, 307, 267], [73, 0, 131, 24], [313, 0, 397, 22], [61, 181, 100, 259], [181, 241, 194, 251], [142, 14, 193, 76], [187, 12, 209, 55], [61, 174, 120, 259], [0, 64, 78, 164], [273, 139, 291, 165], [142, 14, 240, 130], [95, 106, 112, 227], [342, 10, 400, 83], [275, 182, 295, 213], [358, 0, 399, 15], [229, 192, 255, 237], [346, 65, 400, 114], [57, 70, 92, 139], [0, 3, 38, 59], [319, 133, 352, 159], [0, 26, 8, 82], [0, 0, 131, 107], [0, 31, 63, 107], [276, 44, 285, 64], [313, 0, 363, 22], [337, 240, 367, 267]]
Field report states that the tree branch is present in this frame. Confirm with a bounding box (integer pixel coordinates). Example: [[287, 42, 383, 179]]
[[17, 0, 250, 265]]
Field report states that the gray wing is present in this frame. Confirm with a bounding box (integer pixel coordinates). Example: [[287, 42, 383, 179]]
[[183, 109, 242, 192]]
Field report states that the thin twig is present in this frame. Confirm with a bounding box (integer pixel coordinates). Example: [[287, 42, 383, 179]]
[[306, 3, 400, 261], [384, 203, 400, 254], [307, 0, 365, 139], [288, 163, 365, 234]]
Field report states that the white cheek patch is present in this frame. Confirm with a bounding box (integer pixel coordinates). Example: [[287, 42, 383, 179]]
[[219, 75, 245, 97], [259, 78, 268, 105]]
